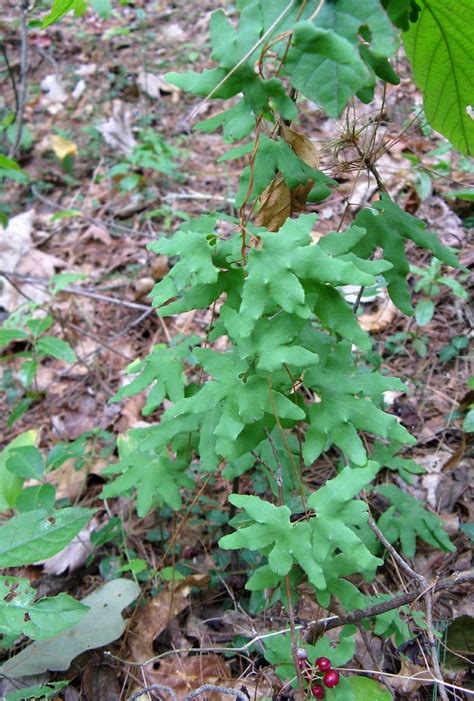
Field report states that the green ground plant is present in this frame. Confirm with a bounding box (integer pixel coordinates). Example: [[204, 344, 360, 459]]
[[0, 1, 473, 699]]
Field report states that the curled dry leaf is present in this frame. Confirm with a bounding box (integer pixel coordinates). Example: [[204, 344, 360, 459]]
[[138, 71, 181, 103], [358, 296, 397, 333], [97, 100, 137, 155], [388, 659, 434, 694], [256, 127, 319, 232], [255, 175, 291, 232], [50, 135, 78, 160], [150, 255, 169, 281], [281, 126, 320, 169], [46, 458, 89, 501]]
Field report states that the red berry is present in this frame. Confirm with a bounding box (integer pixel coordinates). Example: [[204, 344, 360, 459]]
[[296, 648, 309, 660], [323, 670, 340, 688], [311, 685, 325, 699], [315, 657, 332, 672]]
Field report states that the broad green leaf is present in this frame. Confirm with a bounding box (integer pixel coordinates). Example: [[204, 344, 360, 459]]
[[49, 272, 86, 294], [371, 441, 424, 484], [42, 0, 85, 27], [6, 445, 44, 480], [464, 410, 474, 432], [376, 484, 455, 556], [0, 577, 87, 641], [239, 215, 388, 338], [444, 615, 474, 672], [0, 155, 22, 171], [316, 0, 398, 56], [36, 336, 76, 363], [382, 0, 420, 30], [0, 579, 140, 677], [404, 0, 474, 155], [0, 508, 95, 567], [414, 299, 434, 326], [286, 23, 370, 117], [0, 431, 38, 511], [5, 681, 69, 701], [149, 218, 219, 308], [347, 676, 393, 700], [235, 135, 329, 205], [16, 484, 56, 513], [0, 328, 29, 348], [305, 464, 384, 592], [210, 4, 262, 68], [90, 0, 112, 18]]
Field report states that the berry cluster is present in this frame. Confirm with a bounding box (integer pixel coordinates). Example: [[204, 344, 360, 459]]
[[296, 650, 340, 698]]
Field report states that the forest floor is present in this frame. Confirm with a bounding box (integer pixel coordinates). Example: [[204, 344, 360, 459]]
[[0, 1, 473, 699]]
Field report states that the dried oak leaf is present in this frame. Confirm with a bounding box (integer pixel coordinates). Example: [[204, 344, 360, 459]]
[[128, 574, 210, 663], [256, 127, 319, 232]]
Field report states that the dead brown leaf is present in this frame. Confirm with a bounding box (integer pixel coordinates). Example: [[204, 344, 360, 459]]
[[82, 224, 112, 246], [255, 175, 291, 231], [358, 296, 397, 333], [82, 657, 121, 701], [47, 458, 89, 501], [255, 127, 319, 231], [388, 659, 433, 695], [281, 126, 319, 168], [150, 255, 169, 281], [134, 654, 232, 700], [128, 574, 210, 664]]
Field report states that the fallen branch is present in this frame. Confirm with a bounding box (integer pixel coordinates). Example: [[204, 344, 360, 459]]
[[305, 568, 474, 643]]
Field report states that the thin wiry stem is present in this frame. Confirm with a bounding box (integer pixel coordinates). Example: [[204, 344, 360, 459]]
[[9, 0, 29, 159]]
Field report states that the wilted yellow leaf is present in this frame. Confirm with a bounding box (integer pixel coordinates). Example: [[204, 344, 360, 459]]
[[50, 134, 78, 160]]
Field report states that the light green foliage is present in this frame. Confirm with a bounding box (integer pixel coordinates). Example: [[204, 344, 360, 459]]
[[101, 432, 193, 516], [5, 682, 69, 701], [234, 136, 332, 205], [376, 484, 456, 556], [353, 195, 460, 314], [0, 508, 95, 567], [0, 431, 38, 510], [42, 0, 86, 27], [304, 343, 414, 466], [347, 676, 392, 701], [0, 577, 88, 640], [370, 442, 424, 483], [107, 129, 181, 192], [111, 338, 197, 415], [149, 217, 219, 307], [221, 464, 383, 596], [403, 0, 474, 155], [0, 311, 76, 424]]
